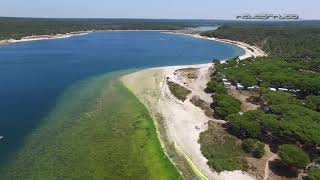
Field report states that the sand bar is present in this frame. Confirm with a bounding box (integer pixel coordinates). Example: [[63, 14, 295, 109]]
[[0, 31, 91, 46]]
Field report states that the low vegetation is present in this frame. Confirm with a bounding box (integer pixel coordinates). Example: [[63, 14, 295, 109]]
[[190, 96, 213, 117], [167, 81, 191, 101], [186, 73, 198, 79], [199, 122, 248, 172], [241, 138, 265, 158]]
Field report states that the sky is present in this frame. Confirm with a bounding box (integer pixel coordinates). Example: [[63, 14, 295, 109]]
[[0, 0, 319, 20]]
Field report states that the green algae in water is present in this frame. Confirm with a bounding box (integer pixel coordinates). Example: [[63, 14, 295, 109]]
[[2, 72, 181, 180]]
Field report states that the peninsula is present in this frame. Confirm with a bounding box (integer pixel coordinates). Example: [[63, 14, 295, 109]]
[[122, 24, 320, 180]]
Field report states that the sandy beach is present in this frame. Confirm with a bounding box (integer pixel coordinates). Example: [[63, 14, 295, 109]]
[[0, 31, 91, 46], [166, 32, 266, 60], [121, 34, 265, 180]]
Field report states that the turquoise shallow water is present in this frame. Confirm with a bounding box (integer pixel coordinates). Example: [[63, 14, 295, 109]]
[[0, 31, 244, 171]]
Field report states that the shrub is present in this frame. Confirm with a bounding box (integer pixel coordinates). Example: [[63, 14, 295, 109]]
[[278, 144, 310, 169], [167, 81, 191, 101], [199, 123, 248, 172], [242, 138, 265, 158]]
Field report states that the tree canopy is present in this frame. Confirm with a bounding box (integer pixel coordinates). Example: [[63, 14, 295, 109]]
[[278, 144, 310, 169], [226, 110, 279, 138], [206, 79, 227, 94], [202, 25, 320, 58], [214, 57, 320, 96], [203, 24, 320, 177], [213, 94, 242, 118]]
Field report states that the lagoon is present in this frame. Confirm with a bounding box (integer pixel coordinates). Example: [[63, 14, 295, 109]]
[[0, 31, 244, 179]]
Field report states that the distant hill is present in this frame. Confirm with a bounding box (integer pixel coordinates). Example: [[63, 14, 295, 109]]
[[1, 17, 320, 40]]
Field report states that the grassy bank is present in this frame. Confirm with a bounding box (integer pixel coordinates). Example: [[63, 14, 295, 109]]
[[199, 121, 248, 172], [1, 72, 181, 179]]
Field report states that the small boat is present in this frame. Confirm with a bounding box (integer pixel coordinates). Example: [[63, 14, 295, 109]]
[[0, 136, 3, 140]]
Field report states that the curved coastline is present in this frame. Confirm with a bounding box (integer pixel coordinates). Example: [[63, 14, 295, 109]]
[[165, 32, 266, 60], [121, 34, 265, 180], [0, 31, 263, 179]]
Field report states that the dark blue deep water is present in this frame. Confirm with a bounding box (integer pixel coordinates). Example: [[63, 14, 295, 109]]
[[0, 31, 244, 163]]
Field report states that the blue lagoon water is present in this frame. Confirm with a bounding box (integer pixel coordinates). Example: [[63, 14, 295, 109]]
[[0, 31, 244, 168]]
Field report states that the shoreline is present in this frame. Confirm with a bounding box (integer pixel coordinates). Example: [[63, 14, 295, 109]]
[[121, 34, 265, 179], [0, 30, 266, 61], [0, 30, 172, 46], [165, 32, 266, 60], [0, 31, 92, 46]]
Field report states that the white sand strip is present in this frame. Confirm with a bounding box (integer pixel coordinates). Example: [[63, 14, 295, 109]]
[[0, 31, 91, 46]]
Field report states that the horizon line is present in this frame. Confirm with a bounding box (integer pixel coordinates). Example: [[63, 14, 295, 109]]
[[1, 16, 320, 21]]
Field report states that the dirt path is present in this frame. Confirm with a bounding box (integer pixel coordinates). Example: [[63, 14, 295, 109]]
[[263, 147, 278, 180], [264, 154, 278, 180]]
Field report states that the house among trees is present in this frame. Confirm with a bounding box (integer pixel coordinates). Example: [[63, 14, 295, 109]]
[[223, 82, 231, 89], [236, 83, 244, 90]]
